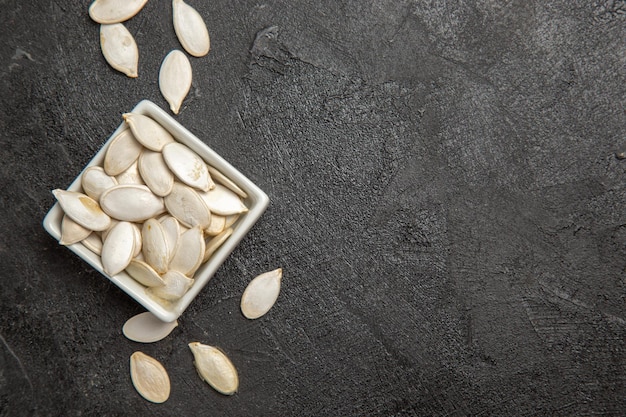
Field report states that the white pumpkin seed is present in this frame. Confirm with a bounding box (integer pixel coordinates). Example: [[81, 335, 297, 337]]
[[131, 222, 143, 258], [126, 259, 166, 287], [60, 214, 92, 245], [52, 189, 111, 232], [129, 351, 170, 404], [188, 342, 238, 395], [123, 312, 178, 343], [138, 150, 174, 197], [202, 227, 233, 263], [198, 184, 248, 216], [207, 165, 247, 199], [169, 226, 205, 276], [104, 128, 143, 176], [115, 160, 145, 185], [81, 233, 103, 255], [162, 142, 213, 192], [172, 0, 210, 57], [160, 216, 180, 261], [100, 185, 165, 222], [204, 214, 225, 236], [81, 166, 118, 201], [142, 218, 170, 274], [101, 221, 136, 276], [147, 270, 194, 301], [224, 213, 240, 229], [123, 113, 175, 152], [159, 50, 192, 115], [100, 23, 139, 78], [163, 182, 212, 229], [101, 218, 120, 242], [241, 268, 282, 319], [89, 0, 148, 24]]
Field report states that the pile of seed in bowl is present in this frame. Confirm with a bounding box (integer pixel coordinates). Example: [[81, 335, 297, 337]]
[[48, 0, 284, 403]]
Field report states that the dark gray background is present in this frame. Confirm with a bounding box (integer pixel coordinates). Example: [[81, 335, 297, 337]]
[[1, 0, 625, 416]]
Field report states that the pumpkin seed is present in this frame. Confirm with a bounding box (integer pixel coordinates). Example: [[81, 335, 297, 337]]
[[81, 166, 118, 201], [81, 233, 103, 255], [52, 189, 111, 232], [126, 259, 166, 287], [89, 0, 148, 24], [104, 128, 143, 176], [169, 226, 205, 276], [101, 221, 136, 276], [188, 342, 238, 395], [159, 50, 192, 115], [147, 270, 194, 301], [131, 222, 143, 258], [240, 268, 282, 319], [162, 142, 213, 192], [198, 184, 248, 216], [123, 312, 178, 343], [224, 213, 240, 229], [159, 216, 180, 261], [142, 218, 170, 274], [115, 160, 145, 185], [129, 351, 170, 403], [100, 23, 139, 78], [173, 0, 210, 57], [202, 227, 232, 263], [138, 150, 174, 197], [123, 113, 175, 152], [60, 214, 92, 245], [207, 165, 247, 199], [100, 185, 165, 222], [163, 182, 212, 229], [203, 214, 225, 236]]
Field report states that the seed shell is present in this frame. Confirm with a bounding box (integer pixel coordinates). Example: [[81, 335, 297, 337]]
[[100, 23, 139, 78], [60, 214, 92, 245], [164, 182, 212, 229], [162, 142, 213, 192], [142, 218, 170, 274], [81, 233, 103, 255], [52, 189, 111, 232], [147, 270, 194, 301], [188, 342, 238, 395], [169, 226, 205, 277], [240, 268, 282, 319], [202, 227, 233, 263], [198, 184, 248, 216], [123, 312, 178, 343], [159, 50, 192, 115], [104, 128, 143, 176], [207, 165, 247, 199], [100, 185, 165, 222], [101, 221, 136, 276], [89, 0, 148, 24], [123, 113, 175, 152], [126, 259, 166, 287], [81, 166, 118, 201], [129, 351, 171, 403], [115, 160, 145, 185], [172, 0, 210, 57]]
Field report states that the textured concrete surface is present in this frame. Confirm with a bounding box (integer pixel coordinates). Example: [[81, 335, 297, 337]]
[[1, 0, 625, 415]]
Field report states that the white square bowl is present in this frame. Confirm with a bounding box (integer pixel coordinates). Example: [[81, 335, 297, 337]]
[[43, 100, 269, 322]]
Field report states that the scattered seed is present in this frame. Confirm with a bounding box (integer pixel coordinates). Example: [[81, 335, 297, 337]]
[[123, 312, 178, 343], [89, 0, 148, 24], [240, 268, 282, 319], [188, 342, 238, 395], [159, 50, 192, 115], [129, 351, 171, 403], [173, 0, 210, 57], [100, 23, 139, 78]]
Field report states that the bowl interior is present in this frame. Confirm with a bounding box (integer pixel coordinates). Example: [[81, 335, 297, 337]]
[[42, 100, 269, 322]]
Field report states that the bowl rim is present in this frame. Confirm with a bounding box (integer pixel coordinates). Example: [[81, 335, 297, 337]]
[[42, 100, 269, 322]]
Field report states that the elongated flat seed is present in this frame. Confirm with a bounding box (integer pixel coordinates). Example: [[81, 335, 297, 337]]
[[115, 160, 145, 185], [164, 182, 211, 229], [89, 0, 148, 24], [60, 214, 92, 245], [202, 227, 233, 263], [240, 268, 282, 319], [207, 166, 247, 199], [104, 129, 143, 176], [101, 218, 120, 242], [131, 222, 142, 258], [100, 185, 165, 222], [130, 352, 170, 403], [138, 150, 174, 197], [173, 0, 210, 57], [160, 216, 180, 261], [169, 226, 205, 277], [147, 270, 194, 301], [188, 343, 238, 395], [198, 184, 248, 216], [82, 233, 103, 255], [142, 219, 170, 274], [162, 142, 213, 192], [159, 50, 192, 115], [82, 166, 118, 201], [100, 23, 138, 78], [126, 259, 166, 287], [101, 221, 135, 276], [123, 113, 175, 152], [52, 189, 111, 231], [204, 214, 225, 236], [224, 213, 240, 229], [123, 312, 178, 343]]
